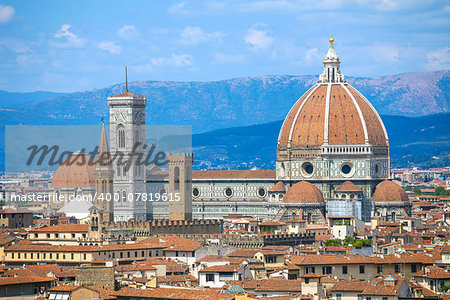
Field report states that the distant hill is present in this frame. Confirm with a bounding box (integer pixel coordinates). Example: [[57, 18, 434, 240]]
[[0, 90, 66, 109], [0, 70, 449, 171], [192, 113, 450, 169], [0, 70, 448, 133]]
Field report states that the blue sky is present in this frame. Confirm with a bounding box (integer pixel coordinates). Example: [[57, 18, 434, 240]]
[[0, 0, 449, 92]]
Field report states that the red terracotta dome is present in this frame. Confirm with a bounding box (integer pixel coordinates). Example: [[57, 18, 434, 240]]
[[278, 84, 387, 148], [52, 153, 96, 189], [373, 180, 409, 203], [277, 39, 388, 149], [283, 181, 324, 203]]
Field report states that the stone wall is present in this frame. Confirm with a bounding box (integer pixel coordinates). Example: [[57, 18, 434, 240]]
[[105, 219, 223, 237], [75, 266, 115, 288]]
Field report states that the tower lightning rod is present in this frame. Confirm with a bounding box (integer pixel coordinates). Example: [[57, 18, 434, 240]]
[[125, 66, 128, 92]]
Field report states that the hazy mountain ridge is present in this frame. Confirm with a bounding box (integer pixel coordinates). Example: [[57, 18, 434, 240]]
[[0, 70, 448, 133], [0, 70, 448, 171], [0, 90, 66, 109]]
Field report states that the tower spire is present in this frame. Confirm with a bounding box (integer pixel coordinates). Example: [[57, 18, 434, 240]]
[[97, 122, 111, 167], [125, 66, 128, 92], [318, 35, 345, 83]]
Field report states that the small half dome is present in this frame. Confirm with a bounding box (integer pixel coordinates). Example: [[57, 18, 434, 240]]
[[335, 181, 362, 192], [269, 181, 286, 192], [52, 153, 96, 189], [283, 181, 324, 203], [373, 180, 408, 203]]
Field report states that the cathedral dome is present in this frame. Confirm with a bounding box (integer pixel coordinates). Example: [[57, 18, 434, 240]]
[[52, 153, 96, 189], [283, 181, 324, 203], [373, 180, 409, 203], [277, 39, 388, 149]]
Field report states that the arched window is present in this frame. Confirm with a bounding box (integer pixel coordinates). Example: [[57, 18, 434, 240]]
[[174, 167, 180, 190], [102, 180, 107, 194], [122, 191, 127, 202], [134, 130, 140, 144], [117, 124, 125, 148]]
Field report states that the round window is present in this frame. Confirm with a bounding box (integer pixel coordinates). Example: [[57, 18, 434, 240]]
[[341, 164, 352, 174], [257, 188, 266, 198], [302, 162, 314, 176], [224, 187, 233, 198], [192, 188, 200, 198]]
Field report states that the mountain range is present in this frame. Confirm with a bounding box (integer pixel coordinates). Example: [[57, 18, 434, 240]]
[[0, 69, 449, 171], [0, 70, 448, 132]]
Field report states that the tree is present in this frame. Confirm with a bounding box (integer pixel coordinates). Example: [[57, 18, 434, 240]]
[[439, 284, 450, 292], [435, 186, 450, 196], [354, 240, 363, 248], [412, 187, 421, 195]]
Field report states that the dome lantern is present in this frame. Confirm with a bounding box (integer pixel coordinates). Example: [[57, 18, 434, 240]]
[[319, 35, 345, 83]]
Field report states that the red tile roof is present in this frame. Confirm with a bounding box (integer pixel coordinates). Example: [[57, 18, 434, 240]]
[[49, 285, 79, 291], [192, 170, 275, 179], [113, 287, 234, 300], [30, 224, 89, 233], [109, 91, 143, 98], [0, 276, 57, 285], [227, 279, 302, 292], [0, 208, 33, 214], [199, 264, 240, 273], [9, 264, 75, 278], [414, 266, 450, 279]]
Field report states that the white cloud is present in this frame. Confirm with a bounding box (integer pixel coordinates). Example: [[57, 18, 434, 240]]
[[179, 26, 223, 45], [168, 2, 187, 14], [97, 41, 122, 54], [53, 24, 84, 48], [426, 47, 450, 70], [16, 54, 44, 66], [368, 44, 399, 63], [0, 38, 30, 53], [244, 25, 273, 51], [135, 54, 194, 73], [117, 25, 140, 40], [0, 4, 14, 24], [376, 0, 397, 10], [304, 48, 319, 64], [151, 54, 194, 67], [213, 52, 245, 64]]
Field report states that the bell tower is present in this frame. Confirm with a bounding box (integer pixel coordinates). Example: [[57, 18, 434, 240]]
[[107, 68, 147, 221], [168, 153, 193, 221]]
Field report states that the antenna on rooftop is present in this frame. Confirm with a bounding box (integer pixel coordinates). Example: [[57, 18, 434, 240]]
[[125, 66, 128, 92]]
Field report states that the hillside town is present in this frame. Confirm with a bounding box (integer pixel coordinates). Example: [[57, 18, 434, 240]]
[[0, 172, 449, 299]]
